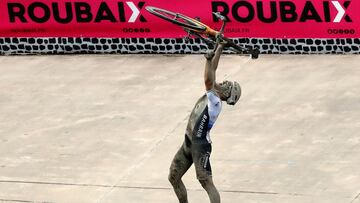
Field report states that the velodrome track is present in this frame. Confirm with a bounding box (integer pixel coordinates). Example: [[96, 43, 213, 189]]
[[0, 54, 359, 203]]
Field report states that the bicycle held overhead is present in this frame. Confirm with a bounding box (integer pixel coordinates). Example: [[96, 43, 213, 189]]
[[145, 6, 259, 59]]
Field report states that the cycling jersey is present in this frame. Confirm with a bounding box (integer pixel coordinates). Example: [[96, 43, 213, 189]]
[[193, 90, 222, 144], [206, 90, 222, 130]]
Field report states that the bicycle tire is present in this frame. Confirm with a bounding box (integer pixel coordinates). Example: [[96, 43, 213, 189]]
[[146, 6, 206, 33]]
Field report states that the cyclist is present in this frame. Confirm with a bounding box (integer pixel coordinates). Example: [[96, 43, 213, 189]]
[[168, 41, 241, 203]]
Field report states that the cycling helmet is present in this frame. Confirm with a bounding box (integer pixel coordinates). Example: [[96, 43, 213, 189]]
[[226, 81, 241, 105]]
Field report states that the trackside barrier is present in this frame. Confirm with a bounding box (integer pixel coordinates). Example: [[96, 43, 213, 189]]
[[0, 0, 359, 54]]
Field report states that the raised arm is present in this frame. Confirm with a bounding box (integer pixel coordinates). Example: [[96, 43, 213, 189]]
[[204, 43, 225, 91]]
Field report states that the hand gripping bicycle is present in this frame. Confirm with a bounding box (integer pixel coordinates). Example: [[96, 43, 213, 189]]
[[145, 6, 260, 59]]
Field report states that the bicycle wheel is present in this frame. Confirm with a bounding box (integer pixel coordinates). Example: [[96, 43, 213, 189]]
[[146, 6, 207, 33]]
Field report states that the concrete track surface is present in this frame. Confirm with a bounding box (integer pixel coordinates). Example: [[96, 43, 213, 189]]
[[0, 54, 359, 203]]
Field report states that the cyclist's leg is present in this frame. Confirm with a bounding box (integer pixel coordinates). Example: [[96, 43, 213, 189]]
[[199, 177, 221, 203], [193, 142, 220, 203], [193, 142, 212, 181], [168, 136, 193, 203]]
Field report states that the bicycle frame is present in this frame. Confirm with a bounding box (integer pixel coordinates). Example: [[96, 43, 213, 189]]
[[184, 20, 250, 54], [146, 6, 259, 59], [187, 20, 259, 59], [186, 21, 219, 37]]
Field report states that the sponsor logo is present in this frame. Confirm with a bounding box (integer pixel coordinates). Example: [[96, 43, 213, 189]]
[[7, 1, 147, 23], [212, 0, 352, 23], [327, 28, 356, 35], [203, 153, 210, 169], [122, 27, 150, 33], [196, 114, 208, 138], [327, 28, 355, 34]]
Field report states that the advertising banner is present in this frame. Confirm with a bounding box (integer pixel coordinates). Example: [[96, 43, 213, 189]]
[[0, 0, 359, 38]]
